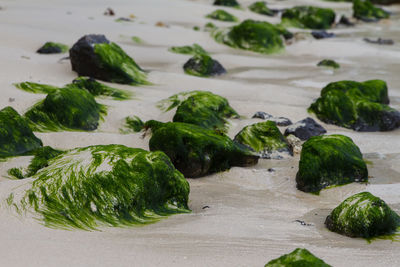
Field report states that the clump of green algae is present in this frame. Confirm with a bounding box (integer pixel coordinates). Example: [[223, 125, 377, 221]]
[[317, 59, 340, 69], [168, 44, 207, 55], [265, 248, 332, 267], [353, 0, 390, 21], [249, 1, 275, 16], [281, 6, 336, 29], [206, 9, 238, 22]]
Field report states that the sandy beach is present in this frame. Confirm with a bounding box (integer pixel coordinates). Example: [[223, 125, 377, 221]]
[[0, 0, 400, 266]]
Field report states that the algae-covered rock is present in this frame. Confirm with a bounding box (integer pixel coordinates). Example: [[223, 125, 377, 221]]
[[317, 59, 340, 69], [37, 42, 69, 54], [234, 121, 292, 158], [0, 106, 42, 158], [183, 54, 226, 77], [249, 1, 275, 16], [281, 6, 336, 29], [24, 87, 106, 132], [11, 144, 189, 229], [169, 44, 207, 55], [69, 34, 148, 85], [147, 121, 258, 177], [284, 117, 326, 141], [309, 80, 400, 131], [353, 0, 389, 21], [214, 0, 240, 7], [206, 9, 238, 22], [296, 135, 368, 193], [265, 248, 331, 267], [212, 20, 289, 54], [325, 192, 400, 238]]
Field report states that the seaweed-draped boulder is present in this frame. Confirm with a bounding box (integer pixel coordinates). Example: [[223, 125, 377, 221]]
[[309, 80, 400, 131], [234, 121, 292, 158], [325, 192, 400, 238], [206, 9, 238, 22], [249, 1, 275, 16], [281, 6, 336, 29], [212, 20, 290, 54], [317, 59, 340, 69], [183, 54, 226, 77], [37, 42, 69, 54], [296, 135, 368, 193], [284, 117, 326, 141], [353, 0, 389, 21], [265, 248, 331, 267], [69, 34, 148, 85], [214, 0, 240, 7], [24, 87, 106, 131], [0, 107, 42, 158], [10, 145, 189, 229], [147, 121, 258, 177]]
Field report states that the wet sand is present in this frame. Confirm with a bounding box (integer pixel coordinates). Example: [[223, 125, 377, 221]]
[[0, 0, 399, 266]]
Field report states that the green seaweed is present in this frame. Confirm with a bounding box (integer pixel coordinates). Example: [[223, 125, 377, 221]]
[[124, 116, 145, 132], [325, 192, 400, 238], [212, 20, 287, 54], [206, 9, 238, 22], [37, 42, 69, 53], [147, 121, 258, 177], [7, 168, 24, 179], [0, 106, 42, 158], [24, 87, 107, 132], [353, 0, 390, 21], [317, 59, 340, 69], [249, 1, 274, 16], [205, 22, 217, 31], [183, 53, 226, 77], [296, 134, 368, 193], [214, 0, 240, 7], [281, 6, 336, 29], [168, 44, 208, 55], [15, 82, 59, 94], [131, 36, 143, 44], [234, 121, 292, 158], [309, 80, 400, 131], [265, 248, 332, 267], [193, 26, 200, 31], [10, 144, 189, 230]]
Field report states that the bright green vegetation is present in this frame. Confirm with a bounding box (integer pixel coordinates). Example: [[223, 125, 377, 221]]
[[10, 145, 189, 230], [309, 80, 400, 131], [281, 6, 336, 29], [265, 248, 332, 267], [296, 135, 368, 193], [317, 59, 340, 69], [214, 0, 240, 7], [159, 91, 238, 132], [168, 44, 207, 55], [0, 107, 42, 158], [183, 53, 226, 77], [131, 36, 143, 44], [206, 9, 238, 22], [234, 121, 292, 158], [249, 1, 274, 16], [212, 20, 289, 54], [326, 192, 400, 238], [37, 42, 69, 53], [147, 121, 258, 177], [93, 42, 149, 85], [353, 0, 389, 21], [124, 116, 145, 132], [15, 77, 131, 101], [193, 26, 200, 31], [205, 22, 217, 31], [24, 87, 106, 132]]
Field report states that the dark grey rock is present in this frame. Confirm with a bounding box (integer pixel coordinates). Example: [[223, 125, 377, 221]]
[[364, 37, 394, 45], [269, 117, 292, 126], [284, 117, 326, 141], [252, 111, 273, 120], [311, 30, 335, 39]]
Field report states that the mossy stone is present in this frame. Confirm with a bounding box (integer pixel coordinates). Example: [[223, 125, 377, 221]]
[[353, 0, 389, 21], [309, 80, 400, 131], [249, 1, 274, 16], [265, 248, 331, 267], [281, 6, 336, 29], [317, 59, 340, 69], [0, 107, 42, 158], [169, 44, 207, 55], [12, 145, 189, 229], [183, 54, 226, 77], [212, 20, 288, 54], [296, 135, 368, 193], [147, 121, 258, 177], [37, 42, 69, 54], [206, 9, 238, 22], [24, 87, 106, 132], [325, 192, 400, 238], [234, 121, 292, 158], [214, 0, 240, 7]]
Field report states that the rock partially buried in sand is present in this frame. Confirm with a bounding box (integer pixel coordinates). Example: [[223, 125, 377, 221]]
[[234, 121, 292, 159], [147, 121, 258, 178], [69, 34, 148, 85], [11, 145, 189, 229], [213, 0, 240, 7], [252, 111, 272, 120], [206, 9, 238, 22], [296, 134, 368, 193], [0, 106, 42, 158], [37, 42, 69, 54], [252, 112, 292, 126], [265, 248, 332, 267], [364, 37, 394, 45], [286, 134, 302, 154], [24, 87, 106, 132], [281, 6, 336, 29], [284, 117, 326, 141], [309, 80, 400, 131], [169, 44, 207, 55], [212, 20, 290, 54], [317, 59, 340, 69], [183, 54, 227, 77], [311, 30, 335, 39], [353, 0, 390, 22], [249, 1, 276, 16], [325, 192, 400, 238]]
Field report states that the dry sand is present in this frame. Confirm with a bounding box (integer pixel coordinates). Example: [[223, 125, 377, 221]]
[[0, 0, 399, 266]]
